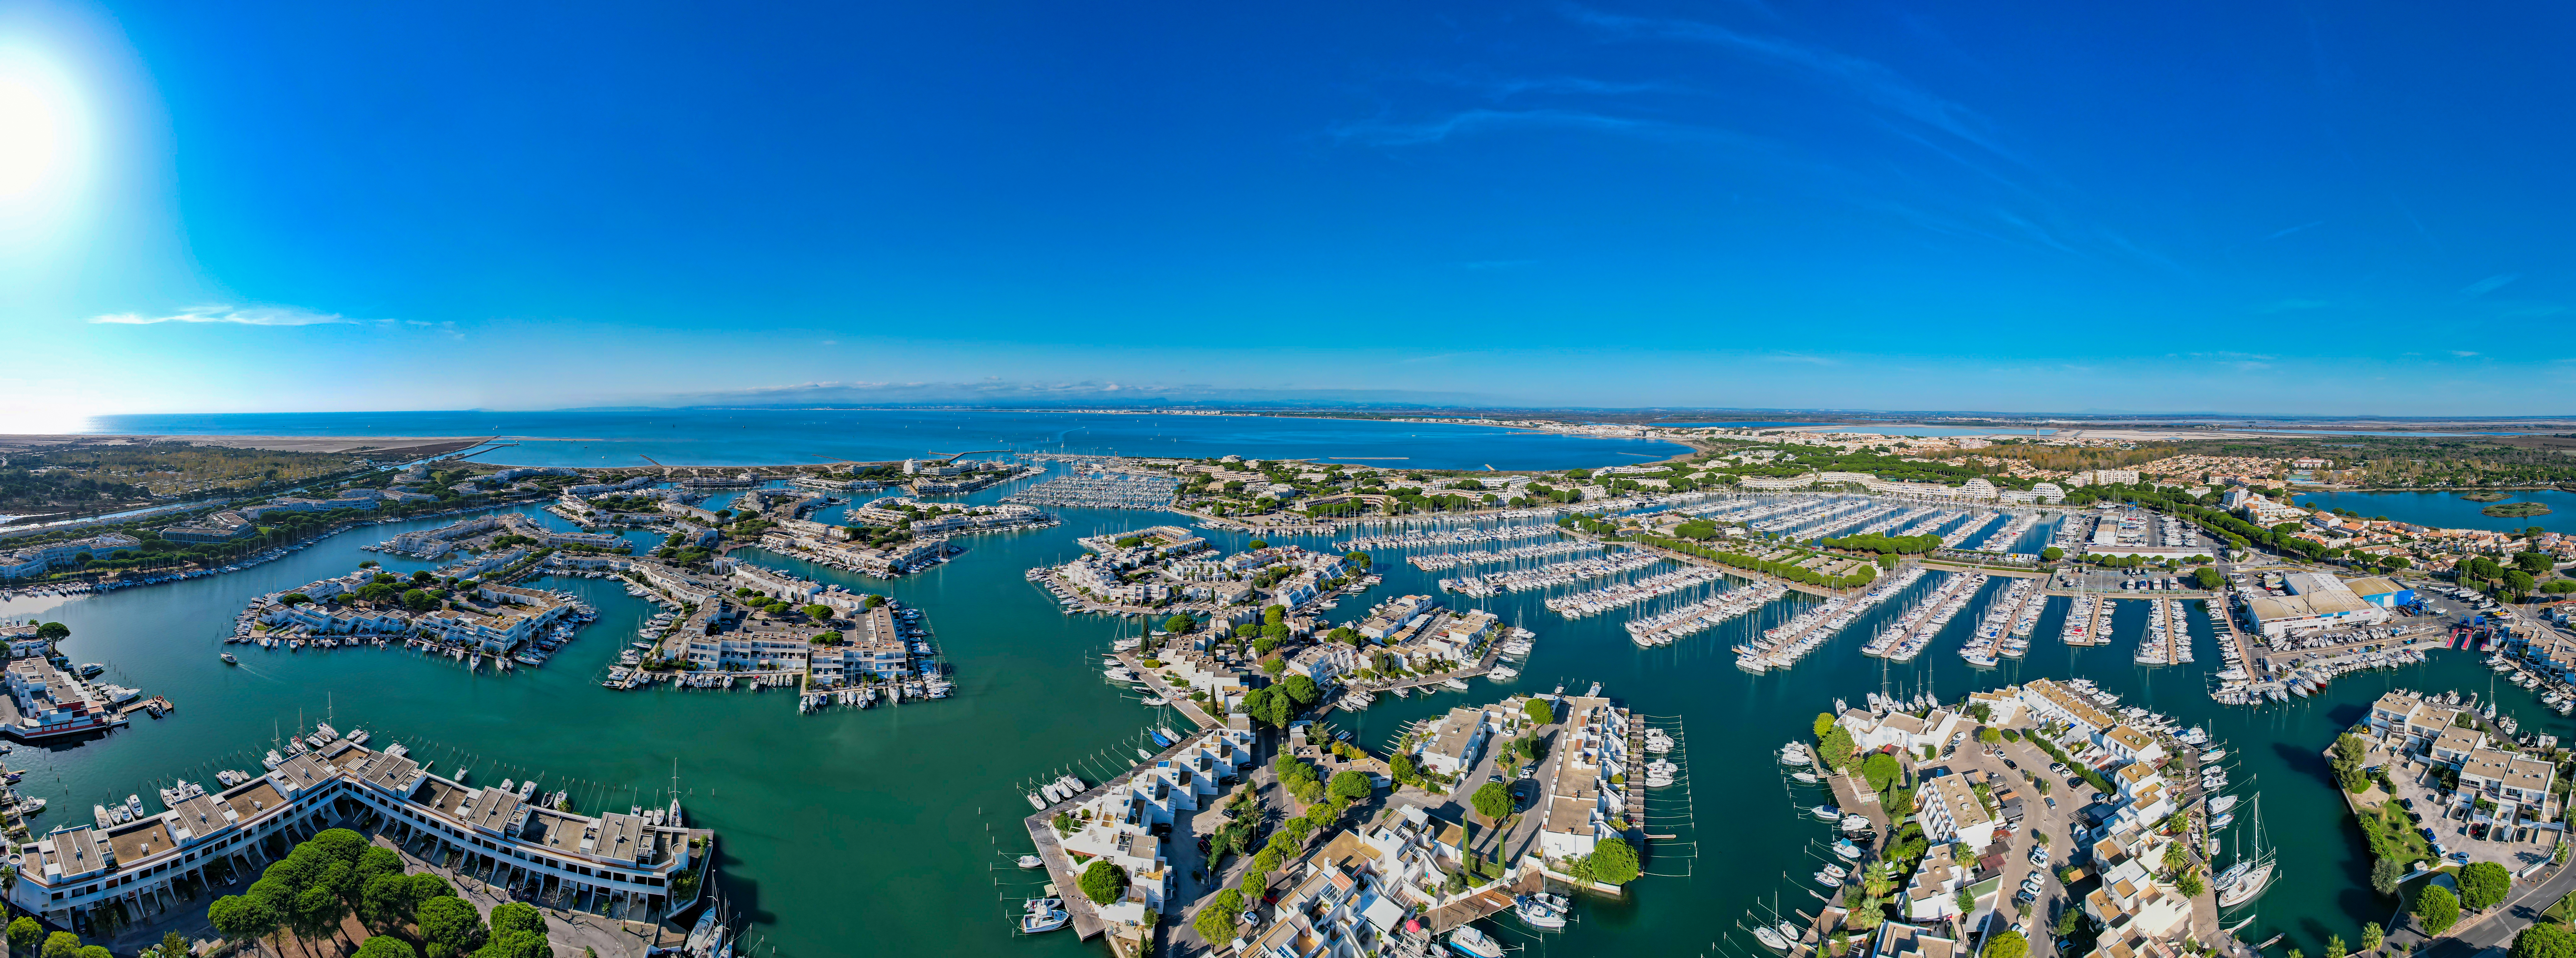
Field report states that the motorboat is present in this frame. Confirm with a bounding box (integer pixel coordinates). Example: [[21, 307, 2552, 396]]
[[1833, 838, 1862, 860], [1449, 925, 1507, 958], [2207, 794, 2237, 814], [1812, 805, 1841, 821], [2200, 749, 2227, 762], [1515, 893, 1568, 930], [1017, 854, 1044, 869], [220, 653, 238, 665], [1020, 897, 1069, 934], [1791, 771, 1819, 784]]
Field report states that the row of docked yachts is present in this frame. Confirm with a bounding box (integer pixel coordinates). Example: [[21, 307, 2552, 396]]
[[1333, 524, 1559, 551], [1737, 569, 1925, 673], [1960, 577, 2042, 666], [2492, 658, 2576, 716], [2059, 594, 2107, 646], [1861, 571, 1985, 663], [1626, 582, 1788, 648], [1407, 539, 1599, 571], [1544, 567, 1729, 618], [1938, 513, 2003, 549], [2134, 598, 2197, 666], [1438, 550, 1662, 597]]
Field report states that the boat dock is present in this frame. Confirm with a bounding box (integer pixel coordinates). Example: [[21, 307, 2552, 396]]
[[1116, 650, 1223, 731], [1019, 722, 1236, 942]]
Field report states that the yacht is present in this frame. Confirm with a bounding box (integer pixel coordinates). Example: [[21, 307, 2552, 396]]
[[1752, 926, 1792, 951], [1515, 894, 1568, 930], [1019, 897, 1069, 934], [1016, 854, 1044, 869], [1812, 805, 1841, 821], [220, 653, 238, 665], [1448, 925, 1506, 958], [2215, 860, 2274, 907]]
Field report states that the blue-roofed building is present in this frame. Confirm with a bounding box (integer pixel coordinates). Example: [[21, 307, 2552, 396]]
[[2345, 577, 2415, 608]]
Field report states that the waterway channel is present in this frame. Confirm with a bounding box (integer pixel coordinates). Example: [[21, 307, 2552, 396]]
[[0, 483, 2562, 956]]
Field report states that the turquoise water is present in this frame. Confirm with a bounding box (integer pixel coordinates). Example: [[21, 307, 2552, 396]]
[[80, 410, 1689, 471], [2291, 489, 2576, 535], [1797, 426, 2057, 437], [1, 477, 2545, 956]]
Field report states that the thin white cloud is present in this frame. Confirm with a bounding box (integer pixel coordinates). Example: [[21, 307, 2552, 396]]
[[2253, 299, 2329, 314], [2450, 350, 2480, 358], [87, 305, 353, 326], [2458, 274, 2519, 298], [2262, 220, 2326, 241], [1335, 108, 1675, 147], [1562, 4, 2028, 167]]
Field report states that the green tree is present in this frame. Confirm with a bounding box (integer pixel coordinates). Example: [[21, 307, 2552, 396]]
[[1163, 614, 1196, 634], [478, 929, 554, 958], [33, 622, 68, 641], [2513, 924, 2576, 958], [2177, 870, 2206, 897], [2416, 885, 2460, 934], [2363, 923, 2384, 954], [1193, 887, 1246, 942], [2328, 935, 2348, 958], [1472, 782, 1513, 820], [2460, 861, 2513, 911], [418, 895, 490, 957], [2041, 547, 2065, 562], [1329, 770, 1373, 802], [355, 938, 416, 958], [2372, 856, 2404, 894], [1389, 753, 1418, 783], [361, 872, 420, 930], [8, 917, 44, 957], [1279, 674, 1320, 708], [801, 604, 832, 620], [1987, 930, 2029, 958], [1526, 699, 1556, 726], [40, 932, 82, 958], [489, 901, 546, 940], [1814, 713, 1838, 737], [1080, 860, 1130, 905], [1862, 753, 1902, 791], [158, 931, 189, 958], [1591, 838, 1640, 885]]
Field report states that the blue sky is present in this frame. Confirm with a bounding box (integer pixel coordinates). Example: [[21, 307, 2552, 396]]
[[4, 0, 2573, 427]]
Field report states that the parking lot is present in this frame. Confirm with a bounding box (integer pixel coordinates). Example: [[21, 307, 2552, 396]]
[[1923, 734, 2107, 958], [2379, 747, 2559, 874]]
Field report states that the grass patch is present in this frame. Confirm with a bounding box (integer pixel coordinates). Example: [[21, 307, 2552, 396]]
[[2356, 800, 2435, 869]]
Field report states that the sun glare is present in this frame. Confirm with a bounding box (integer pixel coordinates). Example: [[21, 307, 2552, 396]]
[[0, 47, 89, 203]]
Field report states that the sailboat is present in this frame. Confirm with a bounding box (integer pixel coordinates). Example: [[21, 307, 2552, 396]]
[[2215, 794, 2276, 908]]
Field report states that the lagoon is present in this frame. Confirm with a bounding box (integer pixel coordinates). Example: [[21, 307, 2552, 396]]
[[2290, 489, 2576, 535], [0, 479, 2527, 957], [80, 409, 1690, 472]]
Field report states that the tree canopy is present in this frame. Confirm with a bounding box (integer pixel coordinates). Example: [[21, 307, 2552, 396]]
[[2415, 885, 2460, 934], [418, 895, 491, 956], [1987, 931, 2029, 958], [1591, 838, 1640, 885], [1328, 770, 1373, 802], [2513, 923, 2576, 958], [1080, 860, 1130, 905], [1471, 782, 1513, 820], [2459, 861, 2513, 911]]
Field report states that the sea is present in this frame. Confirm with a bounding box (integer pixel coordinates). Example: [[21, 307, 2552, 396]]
[[79, 409, 1690, 472], [0, 451, 2535, 957]]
